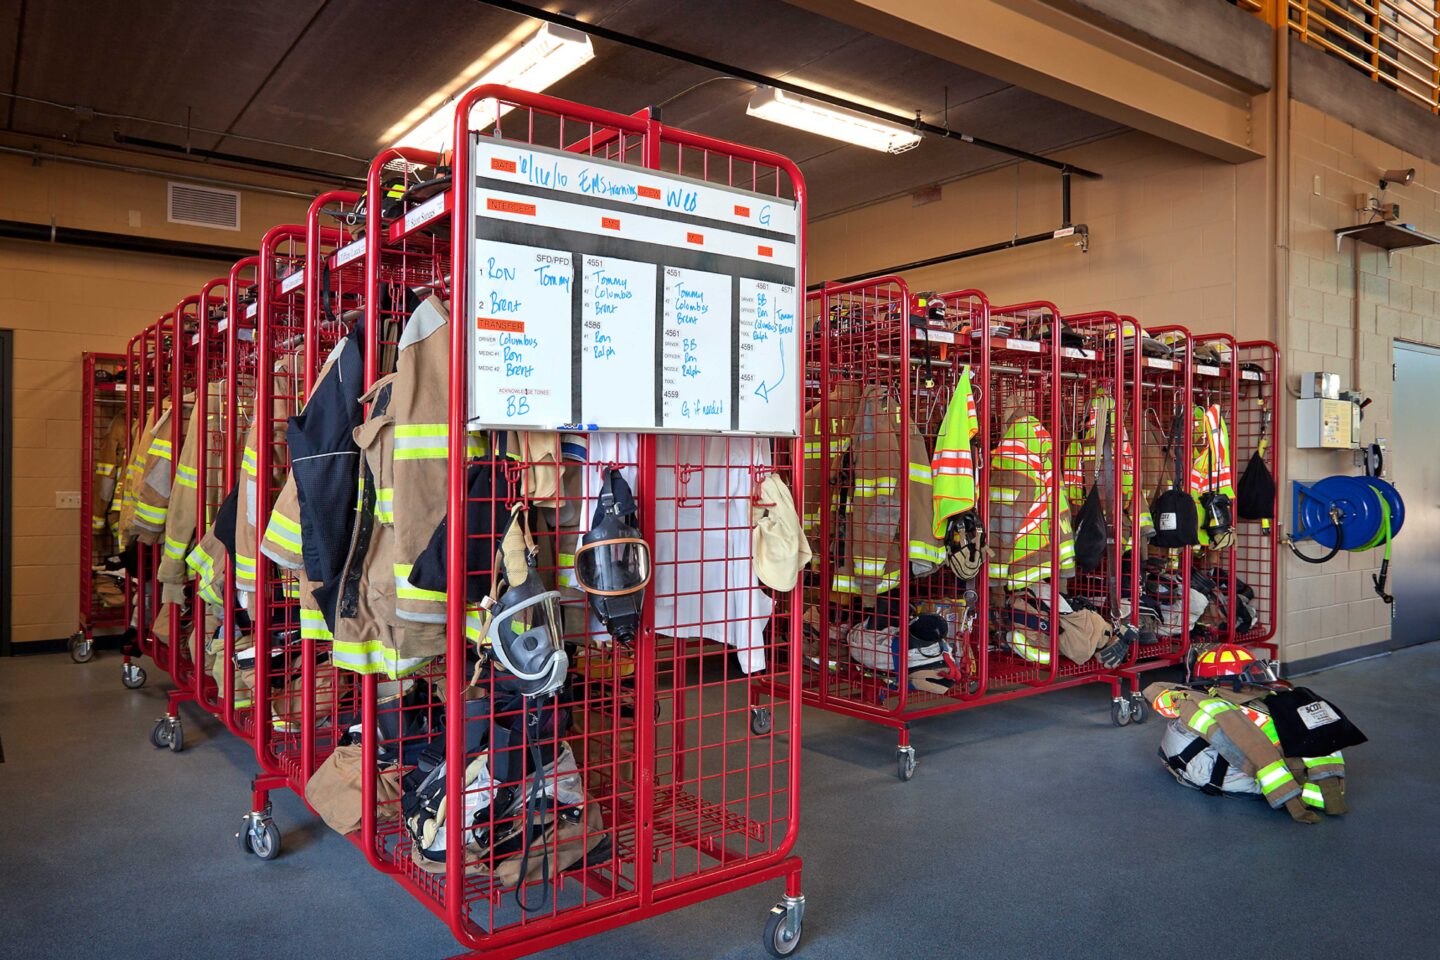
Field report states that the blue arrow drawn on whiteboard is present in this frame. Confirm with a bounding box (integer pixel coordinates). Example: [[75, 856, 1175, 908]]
[[753, 336, 785, 403]]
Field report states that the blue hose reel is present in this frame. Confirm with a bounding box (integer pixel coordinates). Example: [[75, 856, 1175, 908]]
[[1290, 475, 1404, 602]]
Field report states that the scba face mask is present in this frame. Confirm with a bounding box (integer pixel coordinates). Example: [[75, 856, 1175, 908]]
[[484, 510, 568, 699], [575, 469, 652, 644]]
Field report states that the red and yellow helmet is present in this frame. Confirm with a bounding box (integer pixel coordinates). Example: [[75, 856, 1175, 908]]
[[1194, 644, 1256, 679]]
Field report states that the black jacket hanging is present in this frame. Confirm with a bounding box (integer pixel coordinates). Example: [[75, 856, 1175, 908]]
[[1150, 405, 1200, 548]]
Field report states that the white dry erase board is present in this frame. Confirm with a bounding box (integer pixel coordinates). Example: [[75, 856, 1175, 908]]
[[466, 137, 801, 436]]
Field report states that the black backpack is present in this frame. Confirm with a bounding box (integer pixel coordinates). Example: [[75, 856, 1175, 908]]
[[1150, 405, 1199, 548]]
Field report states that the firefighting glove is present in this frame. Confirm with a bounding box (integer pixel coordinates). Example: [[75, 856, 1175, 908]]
[[1096, 621, 1137, 669]]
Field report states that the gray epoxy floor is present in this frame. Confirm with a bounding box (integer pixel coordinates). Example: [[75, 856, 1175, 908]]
[[2, 643, 1437, 960]]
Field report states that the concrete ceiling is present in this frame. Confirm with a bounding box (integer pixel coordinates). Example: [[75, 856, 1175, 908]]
[[1, 0, 1124, 217]]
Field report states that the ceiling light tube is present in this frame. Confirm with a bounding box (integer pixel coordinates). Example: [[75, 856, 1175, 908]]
[[395, 22, 595, 153], [746, 85, 922, 154]]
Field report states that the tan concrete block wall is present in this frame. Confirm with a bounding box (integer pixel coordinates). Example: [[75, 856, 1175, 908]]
[[0, 147, 312, 644], [809, 130, 1271, 342], [1281, 100, 1437, 664], [3, 241, 217, 643]]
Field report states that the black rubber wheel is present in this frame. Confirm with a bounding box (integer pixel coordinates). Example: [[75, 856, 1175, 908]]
[[763, 905, 802, 958], [1111, 699, 1132, 727], [750, 707, 773, 736], [168, 721, 185, 753], [122, 664, 147, 690], [1129, 692, 1149, 724], [70, 636, 94, 663], [236, 821, 253, 856], [150, 720, 170, 749], [249, 820, 281, 861], [898, 750, 917, 782]]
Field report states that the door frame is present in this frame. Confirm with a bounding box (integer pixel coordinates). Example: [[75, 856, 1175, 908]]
[[0, 329, 11, 656], [1387, 339, 1440, 652]]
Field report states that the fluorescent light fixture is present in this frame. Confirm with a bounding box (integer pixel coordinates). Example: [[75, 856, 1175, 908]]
[[393, 22, 594, 153], [746, 85, 922, 154]]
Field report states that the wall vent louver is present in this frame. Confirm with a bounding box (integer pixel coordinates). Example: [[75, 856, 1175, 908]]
[[166, 182, 241, 230]]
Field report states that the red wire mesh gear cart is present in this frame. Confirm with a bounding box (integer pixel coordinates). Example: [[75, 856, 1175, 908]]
[[75, 351, 129, 663], [234, 88, 808, 960], [1234, 339, 1280, 657], [753, 277, 1128, 780]]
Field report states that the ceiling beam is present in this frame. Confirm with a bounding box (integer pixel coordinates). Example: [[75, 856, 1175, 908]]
[[786, 0, 1263, 163]]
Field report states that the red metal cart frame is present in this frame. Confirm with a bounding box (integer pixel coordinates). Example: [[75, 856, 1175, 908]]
[[1234, 339, 1280, 658], [75, 351, 129, 663], [236, 88, 809, 959]]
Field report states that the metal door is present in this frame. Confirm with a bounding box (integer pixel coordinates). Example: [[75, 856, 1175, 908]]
[[1389, 342, 1440, 647]]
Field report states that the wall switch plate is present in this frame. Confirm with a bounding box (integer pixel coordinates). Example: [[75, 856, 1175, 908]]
[[55, 491, 81, 509], [1313, 174, 1322, 195]]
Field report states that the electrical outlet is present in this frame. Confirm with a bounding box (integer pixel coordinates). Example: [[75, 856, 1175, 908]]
[[55, 491, 81, 509], [1313, 174, 1322, 196]]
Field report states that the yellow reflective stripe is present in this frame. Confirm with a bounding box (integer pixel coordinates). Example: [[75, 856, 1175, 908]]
[[802, 442, 823, 460], [241, 446, 258, 476], [909, 540, 946, 563], [854, 476, 899, 498], [96, 464, 116, 476], [148, 438, 173, 457], [1304, 753, 1343, 767], [331, 637, 431, 677], [264, 511, 303, 553], [163, 536, 189, 560], [235, 554, 256, 581], [299, 608, 334, 641], [1007, 630, 1052, 664], [135, 502, 167, 523], [394, 562, 445, 601], [466, 604, 485, 644], [1256, 760, 1295, 793], [909, 463, 933, 485], [557, 552, 577, 589], [394, 447, 448, 460], [374, 487, 394, 522], [394, 424, 447, 437]]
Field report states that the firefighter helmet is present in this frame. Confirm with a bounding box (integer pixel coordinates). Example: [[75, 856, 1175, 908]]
[[1192, 644, 1278, 684]]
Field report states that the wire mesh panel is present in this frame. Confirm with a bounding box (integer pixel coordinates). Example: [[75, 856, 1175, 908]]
[[1131, 322, 1195, 668], [1058, 312, 1142, 679], [223, 257, 261, 737], [1190, 333, 1241, 653], [1234, 340, 1280, 656], [184, 277, 242, 719], [79, 351, 129, 647], [340, 87, 812, 958], [252, 225, 322, 787]]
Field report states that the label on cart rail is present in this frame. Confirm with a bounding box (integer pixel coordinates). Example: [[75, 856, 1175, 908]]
[[466, 137, 800, 435], [332, 238, 365, 268]]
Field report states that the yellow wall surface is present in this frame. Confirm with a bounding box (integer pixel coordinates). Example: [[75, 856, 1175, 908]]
[[810, 130, 1272, 343], [810, 106, 1440, 666], [0, 146, 313, 643]]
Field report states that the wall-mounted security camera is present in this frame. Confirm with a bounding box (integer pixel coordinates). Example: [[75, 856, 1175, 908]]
[[1380, 168, 1415, 189]]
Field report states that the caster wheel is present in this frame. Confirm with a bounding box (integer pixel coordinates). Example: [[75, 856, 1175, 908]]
[[763, 903, 803, 958], [1111, 698, 1132, 727], [247, 820, 281, 861], [1129, 692, 1149, 724], [169, 720, 185, 753], [750, 706, 773, 736], [150, 719, 170, 749], [70, 635, 94, 663], [897, 747, 917, 782], [122, 663, 147, 690]]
